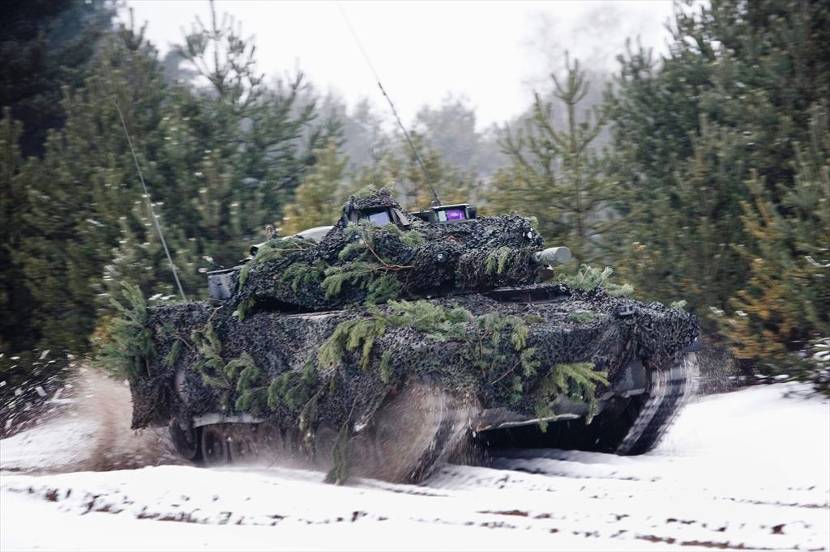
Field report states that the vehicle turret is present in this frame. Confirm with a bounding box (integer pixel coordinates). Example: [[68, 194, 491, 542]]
[[211, 188, 572, 312]]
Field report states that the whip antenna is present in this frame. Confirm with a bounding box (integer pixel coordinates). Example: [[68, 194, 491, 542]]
[[114, 99, 188, 302], [337, 3, 442, 206]]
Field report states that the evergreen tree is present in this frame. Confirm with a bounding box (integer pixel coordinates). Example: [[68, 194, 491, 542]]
[[721, 106, 830, 377], [18, 19, 167, 353], [172, 0, 338, 217], [0, 0, 116, 157], [607, 0, 830, 342], [106, 1, 339, 302], [486, 55, 613, 264], [0, 111, 36, 352], [2, 2, 342, 361], [321, 96, 389, 172], [103, 201, 181, 303], [281, 141, 350, 235], [613, 113, 750, 317], [414, 95, 505, 178]]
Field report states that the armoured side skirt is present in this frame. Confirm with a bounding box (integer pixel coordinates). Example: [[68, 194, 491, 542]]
[[192, 413, 264, 428]]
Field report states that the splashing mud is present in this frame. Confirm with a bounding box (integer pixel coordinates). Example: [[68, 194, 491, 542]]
[[0, 367, 182, 473], [0, 367, 475, 482], [166, 382, 478, 483]]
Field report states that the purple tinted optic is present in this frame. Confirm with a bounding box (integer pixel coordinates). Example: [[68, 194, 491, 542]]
[[444, 208, 466, 220]]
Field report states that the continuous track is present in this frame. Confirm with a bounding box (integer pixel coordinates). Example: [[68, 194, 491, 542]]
[[616, 352, 699, 455]]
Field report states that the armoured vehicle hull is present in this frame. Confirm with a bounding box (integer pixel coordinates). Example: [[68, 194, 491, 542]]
[[125, 188, 699, 483]]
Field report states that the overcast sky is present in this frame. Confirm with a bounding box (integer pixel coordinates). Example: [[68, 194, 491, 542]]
[[125, 1, 674, 129]]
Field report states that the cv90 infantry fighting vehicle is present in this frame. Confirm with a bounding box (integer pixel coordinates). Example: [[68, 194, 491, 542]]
[[127, 188, 698, 483]]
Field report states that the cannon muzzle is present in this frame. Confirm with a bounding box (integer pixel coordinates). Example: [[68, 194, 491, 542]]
[[534, 246, 572, 267]]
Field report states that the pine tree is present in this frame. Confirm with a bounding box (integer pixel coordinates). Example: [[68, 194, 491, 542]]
[[722, 106, 830, 377], [2, 3, 344, 360], [0, 0, 116, 157], [18, 18, 168, 354], [614, 114, 750, 317], [607, 0, 830, 340], [103, 201, 180, 303], [105, 1, 340, 303], [0, 111, 37, 352], [172, 0, 338, 218], [114, 0, 340, 285], [414, 96, 505, 177], [486, 55, 613, 264], [281, 141, 350, 235]]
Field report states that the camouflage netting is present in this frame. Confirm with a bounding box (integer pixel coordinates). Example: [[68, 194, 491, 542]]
[[119, 188, 698, 478], [133, 287, 697, 432], [233, 188, 544, 315]]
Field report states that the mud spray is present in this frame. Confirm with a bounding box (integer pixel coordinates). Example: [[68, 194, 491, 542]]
[[1, 367, 182, 473], [0, 366, 476, 482]]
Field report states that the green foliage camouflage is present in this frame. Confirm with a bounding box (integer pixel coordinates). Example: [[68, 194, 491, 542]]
[[568, 310, 603, 324], [321, 221, 416, 304], [559, 265, 633, 298], [149, 296, 615, 481], [233, 188, 545, 316], [239, 237, 313, 289], [534, 362, 609, 430], [95, 283, 155, 381]]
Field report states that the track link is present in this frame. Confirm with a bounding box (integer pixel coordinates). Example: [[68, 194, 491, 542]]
[[616, 352, 698, 455]]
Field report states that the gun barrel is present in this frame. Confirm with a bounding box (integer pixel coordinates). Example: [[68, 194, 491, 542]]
[[534, 246, 572, 267]]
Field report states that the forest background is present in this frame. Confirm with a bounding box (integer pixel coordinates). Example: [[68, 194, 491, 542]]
[[1, 0, 828, 395]]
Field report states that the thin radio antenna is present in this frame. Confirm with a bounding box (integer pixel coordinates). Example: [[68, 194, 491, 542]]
[[337, 3, 442, 206], [114, 99, 188, 302]]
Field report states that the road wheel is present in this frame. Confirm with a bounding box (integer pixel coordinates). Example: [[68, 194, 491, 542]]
[[474, 352, 698, 456], [200, 425, 231, 466], [169, 420, 203, 463]]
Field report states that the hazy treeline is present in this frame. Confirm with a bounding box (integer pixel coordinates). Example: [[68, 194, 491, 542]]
[[1, 0, 828, 388]]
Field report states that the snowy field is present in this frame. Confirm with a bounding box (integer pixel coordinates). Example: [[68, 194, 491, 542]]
[[1, 380, 828, 551]]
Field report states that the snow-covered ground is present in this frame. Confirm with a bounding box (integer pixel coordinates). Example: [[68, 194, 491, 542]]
[[1, 381, 828, 551]]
